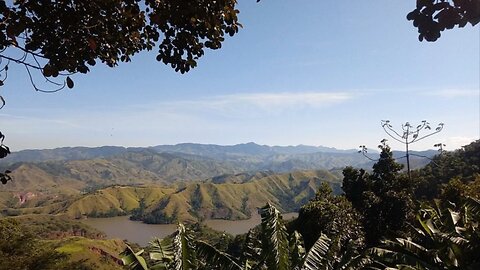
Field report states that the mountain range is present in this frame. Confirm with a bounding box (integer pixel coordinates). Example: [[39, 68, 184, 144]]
[[0, 142, 437, 194], [1, 142, 436, 171], [0, 142, 437, 223], [1, 142, 359, 164]]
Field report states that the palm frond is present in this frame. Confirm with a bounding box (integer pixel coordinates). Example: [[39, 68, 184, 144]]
[[242, 259, 253, 270], [464, 196, 480, 221], [259, 203, 291, 270], [240, 229, 261, 265], [394, 238, 429, 255], [395, 265, 422, 270], [371, 238, 446, 270], [301, 234, 330, 270], [340, 256, 372, 270], [171, 223, 196, 270], [447, 209, 461, 226], [195, 240, 242, 270], [289, 231, 306, 269], [149, 237, 174, 269], [121, 244, 149, 270]]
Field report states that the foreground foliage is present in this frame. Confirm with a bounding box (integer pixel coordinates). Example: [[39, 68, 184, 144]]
[[370, 197, 480, 269], [342, 143, 414, 246], [0, 219, 93, 270], [122, 140, 480, 270], [122, 203, 370, 270], [294, 182, 364, 250], [0, 0, 241, 83], [123, 196, 480, 270]]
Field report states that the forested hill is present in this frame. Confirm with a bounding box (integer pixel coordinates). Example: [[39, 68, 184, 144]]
[[2, 170, 342, 224]]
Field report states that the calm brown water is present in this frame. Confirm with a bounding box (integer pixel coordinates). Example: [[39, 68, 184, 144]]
[[81, 216, 177, 246], [81, 213, 298, 246]]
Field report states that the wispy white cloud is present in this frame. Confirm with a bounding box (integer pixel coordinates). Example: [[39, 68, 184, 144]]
[[423, 89, 479, 98], [155, 92, 355, 115], [219, 92, 352, 107], [0, 113, 80, 128]]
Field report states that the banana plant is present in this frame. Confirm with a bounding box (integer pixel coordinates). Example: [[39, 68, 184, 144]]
[[369, 197, 480, 270], [123, 223, 242, 270], [121, 245, 149, 270], [251, 203, 369, 270], [122, 203, 369, 270], [258, 203, 292, 270], [301, 234, 370, 270]]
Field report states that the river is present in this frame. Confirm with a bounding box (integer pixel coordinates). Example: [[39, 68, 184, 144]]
[[81, 213, 298, 246]]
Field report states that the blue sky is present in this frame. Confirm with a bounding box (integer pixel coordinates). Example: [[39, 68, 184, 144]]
[[0, 0, 478, 151]]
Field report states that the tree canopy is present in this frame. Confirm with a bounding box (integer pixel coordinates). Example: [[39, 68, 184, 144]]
[[407, 0, 480, 41], [0, 0, 241, 90], [343, 143, 415, 246], [0, 0, 478, 92]]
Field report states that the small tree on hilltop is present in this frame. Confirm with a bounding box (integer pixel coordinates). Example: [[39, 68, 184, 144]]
[[381, 120, 444, 180]]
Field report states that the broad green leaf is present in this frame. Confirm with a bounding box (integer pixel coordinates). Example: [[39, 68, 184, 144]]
[[195, 240, 242, 270], [260, 203, 291, 270], [121, 245, 149, 270]]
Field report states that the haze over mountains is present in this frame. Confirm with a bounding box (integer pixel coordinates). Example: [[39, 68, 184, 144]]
[[1, 142, 436, 172], [2, 142, 357, 163], [0, 142, 438, 223], [0, 142, 437, 193]]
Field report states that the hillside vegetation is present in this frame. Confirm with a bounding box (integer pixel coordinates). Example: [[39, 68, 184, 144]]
[[2, 150, 240, 193], [133, 170, 341, 223], [121, 141, 480, 270], [2, 169, 341, 223], [0, 217, 125, 270], [0, 143, 435, 211]]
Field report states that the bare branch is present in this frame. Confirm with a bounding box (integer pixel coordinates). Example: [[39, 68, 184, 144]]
[[382, 125, 406, 144], [25, 65, 66, 93], [358, 145, 378, 161], [0, 54, 43, 70]]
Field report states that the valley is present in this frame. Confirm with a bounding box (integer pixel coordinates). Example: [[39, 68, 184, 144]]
[[0, 140, 477, 270], [0, 142, 435, 224]]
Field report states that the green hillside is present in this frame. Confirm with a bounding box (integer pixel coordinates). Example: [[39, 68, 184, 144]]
[[133, 170, 341, 223], [0, 215, 125, 270], [3, 185, 175, 218], [0, 145, 435, 213], [64, 186, 176, 218], [54, 237, 126, 270], [2, 169, 341, 223], [0, 150, 240, 211]]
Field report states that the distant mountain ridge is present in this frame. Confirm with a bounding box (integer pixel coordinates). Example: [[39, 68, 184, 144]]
[[0, 146, 131, 164], [1, 142, 358, 164], [152, 142, 358, 157], [0, 143, 437, 187], [0, 149, 241, 194]]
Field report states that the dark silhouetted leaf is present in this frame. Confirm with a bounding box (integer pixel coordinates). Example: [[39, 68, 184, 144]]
[[66, 76, 74, 89]]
